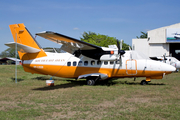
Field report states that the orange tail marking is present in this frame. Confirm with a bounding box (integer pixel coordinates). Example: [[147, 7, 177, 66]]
[[9, 23, 47, 60]]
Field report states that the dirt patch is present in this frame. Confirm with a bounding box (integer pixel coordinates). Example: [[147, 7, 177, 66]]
[[0, 101, 20, 111]]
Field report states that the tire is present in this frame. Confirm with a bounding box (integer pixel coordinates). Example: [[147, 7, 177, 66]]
[[87, 79, 95, 86], [141, 80, 148, 85]]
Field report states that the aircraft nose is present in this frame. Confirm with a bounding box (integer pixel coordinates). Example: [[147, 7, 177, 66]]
[[175, 62, 180, 69], [167, 64, 176, 72], [161, 62, 176, 72]]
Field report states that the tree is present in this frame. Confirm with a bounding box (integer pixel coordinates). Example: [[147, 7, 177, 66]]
[[136, 31, 147, 38], [80, 31, 130, 50], [0, 48, 19, 58]]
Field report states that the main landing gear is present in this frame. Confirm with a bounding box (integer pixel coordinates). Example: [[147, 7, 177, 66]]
[[86, 79, 95, 86], [86, 76, 100, 86]]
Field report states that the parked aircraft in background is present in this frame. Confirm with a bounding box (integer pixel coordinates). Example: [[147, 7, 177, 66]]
[[5, 23, 176, 85], [151, 56, 180, 71], [172, 32, 180, 39]]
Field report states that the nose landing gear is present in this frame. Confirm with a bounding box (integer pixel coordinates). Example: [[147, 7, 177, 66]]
[[141, 78, 151, 85], [140, 80, 148, 85]]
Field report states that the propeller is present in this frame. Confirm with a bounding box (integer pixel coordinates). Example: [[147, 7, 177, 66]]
[[116, 39, 125, 65]]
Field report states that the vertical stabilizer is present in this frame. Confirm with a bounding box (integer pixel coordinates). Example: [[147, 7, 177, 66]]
[[9, 23, 47, 60]]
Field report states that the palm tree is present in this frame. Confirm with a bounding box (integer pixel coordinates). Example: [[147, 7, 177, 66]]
[[136, 31, 147, 38]]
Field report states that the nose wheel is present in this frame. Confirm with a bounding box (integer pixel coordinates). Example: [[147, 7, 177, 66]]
[[140, 80, 148, 85]]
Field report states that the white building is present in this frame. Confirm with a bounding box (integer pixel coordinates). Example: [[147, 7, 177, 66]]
[[132, 23, 180, 60]]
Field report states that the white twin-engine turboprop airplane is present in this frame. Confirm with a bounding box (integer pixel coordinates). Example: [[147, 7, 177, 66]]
[[5, 23, 176, 85]]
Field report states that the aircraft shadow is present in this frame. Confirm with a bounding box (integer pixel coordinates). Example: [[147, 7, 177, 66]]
[[108, 81, 166, 86], [32, 79, 166, 91], [32, 80, 86, 91], [32, 76, 56, 81]]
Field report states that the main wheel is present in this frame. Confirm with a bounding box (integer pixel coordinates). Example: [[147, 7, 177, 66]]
[[141, 80, 148, 85], [87, 79, 95, 86]]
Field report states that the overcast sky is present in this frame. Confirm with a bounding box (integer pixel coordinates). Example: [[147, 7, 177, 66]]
[[0, 0, 180, 53]]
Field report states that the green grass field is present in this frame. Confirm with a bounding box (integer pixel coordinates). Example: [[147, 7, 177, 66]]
[[0, 65, 180, 120]]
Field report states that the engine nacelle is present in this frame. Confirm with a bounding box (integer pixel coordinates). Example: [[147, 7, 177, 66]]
[[100, 54, 118, 61]]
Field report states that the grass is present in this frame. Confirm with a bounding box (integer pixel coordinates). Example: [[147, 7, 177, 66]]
[[0, 65, 180, 120]]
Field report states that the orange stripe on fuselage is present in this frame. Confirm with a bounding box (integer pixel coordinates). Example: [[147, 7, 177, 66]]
[[23, 64, 171, 79]]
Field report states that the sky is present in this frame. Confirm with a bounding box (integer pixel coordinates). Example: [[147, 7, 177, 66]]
[[0, 0, 180, 53]]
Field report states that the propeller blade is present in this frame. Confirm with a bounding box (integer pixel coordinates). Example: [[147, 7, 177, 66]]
[[163, 55, 167, 63], [116, 39, 121, 62], [120, 39, 123, 50], [116, 39, 125, 66], [117, 39, 120, 52]]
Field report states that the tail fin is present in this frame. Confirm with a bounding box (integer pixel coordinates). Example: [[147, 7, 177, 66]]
[[7, 23, 47, 60]]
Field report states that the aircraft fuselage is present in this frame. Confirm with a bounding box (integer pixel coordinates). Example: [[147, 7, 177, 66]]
[[22, 51, 175, 80]]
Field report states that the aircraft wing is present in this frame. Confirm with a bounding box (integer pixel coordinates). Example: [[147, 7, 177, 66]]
[[36, 31, 102, 54]]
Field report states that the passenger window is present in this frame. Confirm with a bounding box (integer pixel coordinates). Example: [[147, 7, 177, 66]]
[[116, 60, 120, 64], [78, 61, 83, 66], [97, 60, 101, 65], [67, 62, 71, 66], [91, 61, 95, 65], [73, 61, 77, 66], [104, 61, 108, 65], [110, 61, 114, 65], [84, 61, 88, 66]]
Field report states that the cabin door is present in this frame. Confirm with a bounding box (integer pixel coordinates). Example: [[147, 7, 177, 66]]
[[126, 59, 137, 75]]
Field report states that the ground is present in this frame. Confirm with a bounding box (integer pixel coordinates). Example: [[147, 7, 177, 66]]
[[0, 65, 180, 120]]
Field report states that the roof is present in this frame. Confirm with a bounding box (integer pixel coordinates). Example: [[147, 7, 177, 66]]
[[0, 57, 21, 62], [148, 23, 180, 32]]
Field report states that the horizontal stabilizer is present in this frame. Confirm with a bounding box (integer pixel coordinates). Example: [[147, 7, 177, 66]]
[[5, 42, 41, 53]]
